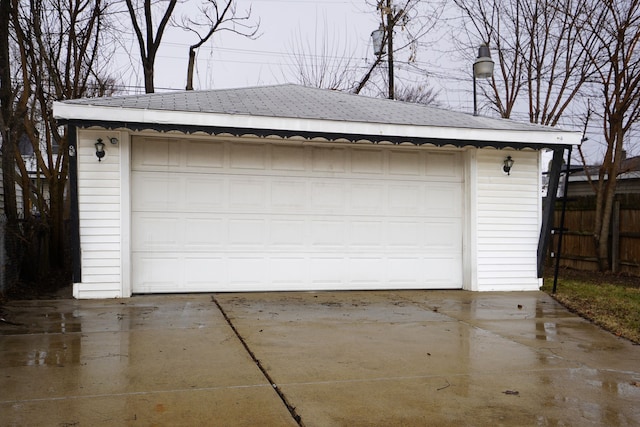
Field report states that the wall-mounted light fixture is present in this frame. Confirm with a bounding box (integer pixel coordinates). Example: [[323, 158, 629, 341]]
[[95, 138, 106, 162], [503, 155, 514, 175]]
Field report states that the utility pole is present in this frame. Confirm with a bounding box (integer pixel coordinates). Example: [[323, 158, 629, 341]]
[[371, 1, 403, 99], [385, 0, 394, 100]]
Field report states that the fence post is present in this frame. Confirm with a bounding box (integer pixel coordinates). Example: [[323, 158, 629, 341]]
[[612, 200, 620, 273]]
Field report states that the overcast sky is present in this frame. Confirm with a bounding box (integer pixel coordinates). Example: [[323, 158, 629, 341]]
[[110, 0, 622, 164], [114, 1, 473, 105]]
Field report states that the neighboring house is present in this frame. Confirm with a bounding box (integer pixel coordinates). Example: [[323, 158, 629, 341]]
[[566, 154, 640, 197], [0, 133, 45, 217], [52, 84, 581, 299]]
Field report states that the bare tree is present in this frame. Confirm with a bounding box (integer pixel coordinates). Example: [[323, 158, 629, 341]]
[[286, 0, 444, 100], [9, 0, 115, 278], [578, 0, 640, 270], [0, 0, 23, 290], [125, 0, 178, 93], [453, 0, 596, 123], [357, 0, 445, 99], [175, 0, 259, 91], [285, 16, 361, 92], [394, 84, 440, 105]]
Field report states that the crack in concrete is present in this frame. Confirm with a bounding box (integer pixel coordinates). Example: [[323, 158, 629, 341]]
[[211, 295, 304, 427]]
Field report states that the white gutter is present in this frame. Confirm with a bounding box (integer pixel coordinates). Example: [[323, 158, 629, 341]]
[[53, 102, 583, 147]]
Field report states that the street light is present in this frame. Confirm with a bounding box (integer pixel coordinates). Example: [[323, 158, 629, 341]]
[[371, 25, 385, 56], [473, 43, 494, 116], [370, 0, 399, 100]]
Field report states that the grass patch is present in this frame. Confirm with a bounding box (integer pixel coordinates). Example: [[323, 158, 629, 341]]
[[542, 275, 640, 344]]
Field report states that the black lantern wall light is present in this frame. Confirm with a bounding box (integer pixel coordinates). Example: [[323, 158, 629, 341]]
[[503, 155, 514, 175], [95, 137, 119, 162], [95, 138, 105, 162]]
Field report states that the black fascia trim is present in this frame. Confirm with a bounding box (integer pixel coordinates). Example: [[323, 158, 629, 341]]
[[67, 124, 81, 283], [59, 119, 572, 151]]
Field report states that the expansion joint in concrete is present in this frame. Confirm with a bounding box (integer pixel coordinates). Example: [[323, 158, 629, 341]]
[[211, 295, 304, 427]]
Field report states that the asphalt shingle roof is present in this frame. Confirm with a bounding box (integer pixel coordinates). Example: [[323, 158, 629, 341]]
[[63, 84, 561, 134]]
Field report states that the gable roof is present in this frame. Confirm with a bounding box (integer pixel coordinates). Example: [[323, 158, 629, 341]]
[[53, 84, 581, 149]]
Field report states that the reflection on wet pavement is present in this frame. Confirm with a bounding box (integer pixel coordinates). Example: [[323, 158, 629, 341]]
[[1, 291, 639, 426]]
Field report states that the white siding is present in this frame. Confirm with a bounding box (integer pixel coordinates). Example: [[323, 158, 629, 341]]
[[74, 130, 123, 298], [475, 148, 542, 291]]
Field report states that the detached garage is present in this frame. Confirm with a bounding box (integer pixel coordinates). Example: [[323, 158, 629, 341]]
[[53, 84, 581, 299]]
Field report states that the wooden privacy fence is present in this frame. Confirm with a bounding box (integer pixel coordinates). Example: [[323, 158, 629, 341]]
[[549, 194, 640, 276]]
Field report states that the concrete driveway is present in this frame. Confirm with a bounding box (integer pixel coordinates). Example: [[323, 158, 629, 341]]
[[1, 290, 639, 426]]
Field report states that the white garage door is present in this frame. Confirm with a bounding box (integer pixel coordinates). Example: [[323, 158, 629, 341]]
[[131, 137, 463, 293]]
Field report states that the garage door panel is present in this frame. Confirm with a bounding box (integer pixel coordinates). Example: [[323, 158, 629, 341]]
[[269, 219, 306, 247], [228, 257, 268, 285], [270, 257, 308, 284], [351, 148, 383, 174], [228, 219, 266, 247], [185, 176, 225, 209], [310, 257, 347, 284], [132, 137, 180, 169], [185, 257, 226, 285], [423, 258, 463, 287], [425, 152, 463, 178], [387, 257, 422, 283], [184, 218, 225, 249], [229, 179, 267, 209], [132, 213, 181, 251], [311, 182, 345, 210], [132, 139, 464, 293], [133, 255, 182, 292], [349, 257, 385, 283], [271, 180, 307, 209], [310, 220, 346, 247], [185, 140, 224, 169], [272, 145, 305, 171], [350, 221, 384, 247], [230, 143, 267, 169], [349, 183, 385, 211], [426, 184, 462, 217], [132, 174, 182, 211], [312, 147, 346, 172], [388, 184, 421, 212], [387, 221, 422, 248], [424, 221, 462, 248]]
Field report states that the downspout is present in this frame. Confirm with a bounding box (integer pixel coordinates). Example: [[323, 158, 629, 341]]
[[68, 125, 81, 283]]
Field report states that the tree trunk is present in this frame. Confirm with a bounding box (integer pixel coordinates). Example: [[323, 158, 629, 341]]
[[0, 0, 21, 291], [594, 122, 624, 271], [186, 48, 196, 90], [143, 60, 155, 94], [386, 1, 394, 100]]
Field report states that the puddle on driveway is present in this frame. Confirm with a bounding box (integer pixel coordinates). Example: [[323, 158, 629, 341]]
[[1, 292, 639, 426]]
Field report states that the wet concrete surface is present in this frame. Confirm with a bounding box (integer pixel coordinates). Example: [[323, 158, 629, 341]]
[[1, 291, 639, 426]]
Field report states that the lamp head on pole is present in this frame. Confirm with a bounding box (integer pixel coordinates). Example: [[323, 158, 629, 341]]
[[371, 25, 386, 56], [473, 43, 494, 79]]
